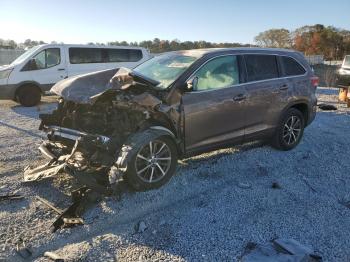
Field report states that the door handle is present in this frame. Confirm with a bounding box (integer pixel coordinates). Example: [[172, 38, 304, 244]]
[[57, 68, 65, 71], [233, 94, 247, 101], [279, 84, 288, 90]]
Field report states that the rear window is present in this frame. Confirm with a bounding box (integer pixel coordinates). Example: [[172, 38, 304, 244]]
[[244, 54, 279, 82], [69, 48, 103, 64], [281, 56, 306, 76], [107, 49, 142, 62], [69, 48, 143, 64]]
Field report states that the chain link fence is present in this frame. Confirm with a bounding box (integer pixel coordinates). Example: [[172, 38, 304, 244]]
[[0, 49, 25, 65]]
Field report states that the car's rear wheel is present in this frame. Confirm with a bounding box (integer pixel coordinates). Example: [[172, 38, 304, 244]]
[[271, 108, 305, 150], [17, 85, 41, 107], [121, 129, 178, 191]]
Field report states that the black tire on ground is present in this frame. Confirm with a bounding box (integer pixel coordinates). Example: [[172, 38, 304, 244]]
[[17, 85, 41, 107], [271, 108, 305, 151], [119, 128, 178, 191]]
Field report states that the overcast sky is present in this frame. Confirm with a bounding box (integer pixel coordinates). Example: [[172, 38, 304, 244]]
[[1, 0, 349, 44]]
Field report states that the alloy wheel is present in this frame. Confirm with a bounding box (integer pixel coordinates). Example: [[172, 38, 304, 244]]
[[135, 140, 172, 183], [282, 115, 302, 145]]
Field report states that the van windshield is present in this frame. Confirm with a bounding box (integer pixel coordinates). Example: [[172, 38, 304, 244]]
[[133, 53, 200, 89], [343, 56, 350, 68], [10, 46, 42, 65]]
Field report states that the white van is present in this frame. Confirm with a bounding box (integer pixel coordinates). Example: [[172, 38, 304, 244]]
[[0, 44, 152, 106]]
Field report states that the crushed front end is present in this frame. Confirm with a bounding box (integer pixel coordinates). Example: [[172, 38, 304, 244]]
[[24, 67, 180, 193]]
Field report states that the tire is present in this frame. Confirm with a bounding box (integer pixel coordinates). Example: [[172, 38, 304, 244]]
[[118, 128, 178, 191], [17, 85, 41, 107], [271, 108, 305, 151]]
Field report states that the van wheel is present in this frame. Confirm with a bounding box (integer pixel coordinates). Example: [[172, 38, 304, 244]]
[[271, 108, 305, 151], [17, 85, 41, 107], [119, 129, 178, 191]]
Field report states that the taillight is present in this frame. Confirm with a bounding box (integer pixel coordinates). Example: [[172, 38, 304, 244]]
[[311, 76, 319, 88]]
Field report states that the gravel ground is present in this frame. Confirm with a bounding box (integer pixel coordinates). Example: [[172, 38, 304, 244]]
[[1, 87, 350, 261]]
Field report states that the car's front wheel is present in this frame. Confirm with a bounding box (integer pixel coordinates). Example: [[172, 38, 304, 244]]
[[271, 108, 305, 150], [121, 129, 178, 191]]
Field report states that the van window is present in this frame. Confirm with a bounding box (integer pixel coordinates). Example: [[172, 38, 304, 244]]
[[244, 54, 278, 82], [69, 48, 143, 64], [195, 55, 240, 91], [281, 56, 306, 76], [69, 48, 103, 64], [23, 48, 61, 71], [107, 49, 143, 62]]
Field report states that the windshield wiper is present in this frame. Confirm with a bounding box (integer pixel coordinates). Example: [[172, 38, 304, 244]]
[[130, 71, 160, 87]]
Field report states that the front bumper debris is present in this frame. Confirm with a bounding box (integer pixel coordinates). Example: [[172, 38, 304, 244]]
[[24, 125, 111, 184], [42, 125, 110, 144], [24, 126, 117, 232]]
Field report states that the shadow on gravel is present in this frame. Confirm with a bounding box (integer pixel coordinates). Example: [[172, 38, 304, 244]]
[[11, 101, 57, 120], [181, 140, 266, 167], [0, 120, 43, 139]]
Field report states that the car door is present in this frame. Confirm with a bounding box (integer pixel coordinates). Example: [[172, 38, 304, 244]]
[[182, 55, 247, 152], [28, 47, 67, 90], [242, 54, 283, 138]]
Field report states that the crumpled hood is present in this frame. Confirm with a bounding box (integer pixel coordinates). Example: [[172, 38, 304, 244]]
[[51, 67, 160, 104], [51, 68, 120, 104]]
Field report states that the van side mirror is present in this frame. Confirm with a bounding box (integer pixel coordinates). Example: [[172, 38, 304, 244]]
[[22, 58, 38, 71], [186, 77, 198, 91]]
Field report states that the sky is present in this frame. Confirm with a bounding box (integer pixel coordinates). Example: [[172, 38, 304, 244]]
[[1, 0, 350, 45]]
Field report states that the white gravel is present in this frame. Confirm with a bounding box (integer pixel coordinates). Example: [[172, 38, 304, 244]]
[[1, 87, 350, 261]]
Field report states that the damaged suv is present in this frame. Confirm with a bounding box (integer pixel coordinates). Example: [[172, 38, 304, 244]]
[[25, 48, 318, 192]]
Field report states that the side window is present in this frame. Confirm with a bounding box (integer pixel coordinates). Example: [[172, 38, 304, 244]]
[[194, 56, 240, 91], [244, 55, 278, 82], [107, 49, 143, 62], [69, 48, 103, 64], [24, 48, 61, 71], [281, 56, 306, 76]]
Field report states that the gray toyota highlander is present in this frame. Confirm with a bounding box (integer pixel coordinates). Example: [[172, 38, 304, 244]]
[[25, 48, 318, 192]]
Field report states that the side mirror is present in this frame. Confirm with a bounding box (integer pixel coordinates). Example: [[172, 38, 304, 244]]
[[22, 58, 38, 71], [186, 76, 198, 91], [28, 58, 38, 70]]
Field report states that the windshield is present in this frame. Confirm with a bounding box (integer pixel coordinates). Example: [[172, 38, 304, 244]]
[[10, 46, 42, 65], [343, 55, 350, 68], [133, 53, 200, 89]]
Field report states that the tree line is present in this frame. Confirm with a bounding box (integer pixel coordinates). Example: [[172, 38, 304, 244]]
[[255, 24, 350, 60], [1, 24, 349, 60]]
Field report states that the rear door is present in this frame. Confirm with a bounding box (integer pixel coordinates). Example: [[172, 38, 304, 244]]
[[182, 55, 248, 152], [242, 54, 284, 138]]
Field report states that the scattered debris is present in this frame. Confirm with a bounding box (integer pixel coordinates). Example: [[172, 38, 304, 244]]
[[35, 196, 63, 214], [271, 182, 281, 189], [237, 182, 252, 189], [15, 238, 32, 259], [135, 221, 147, 233], [0, 193, 24, 201], [44, 251, 65, 261], [318, 103, 337, 111], [52, 187, 101, 232], [240, 238, 322, 261]]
